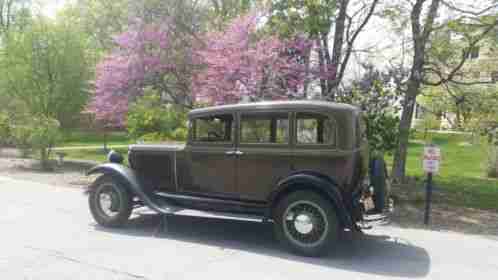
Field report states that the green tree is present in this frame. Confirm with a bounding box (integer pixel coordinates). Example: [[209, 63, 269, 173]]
[[0, 15, 90, 168], [269, 0, 379, 98], [126, 88, 188, 142], [388, 0, 498, 182], [0, 16, 91, 127]]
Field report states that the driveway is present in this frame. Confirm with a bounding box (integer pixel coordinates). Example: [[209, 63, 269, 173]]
[[1, 175, 497, 280]]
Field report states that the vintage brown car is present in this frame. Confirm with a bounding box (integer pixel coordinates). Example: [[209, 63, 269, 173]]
[[87, 100, 392, 257]]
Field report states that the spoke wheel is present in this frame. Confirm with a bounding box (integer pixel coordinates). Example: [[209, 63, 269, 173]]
[[89, 175, 132, 227], [96, 184, 122, 218], [273, 191, 339, 257], [283, 201, 329, 248]]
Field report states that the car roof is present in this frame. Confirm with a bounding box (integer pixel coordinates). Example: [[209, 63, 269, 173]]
[[188, 100, 359, 117]]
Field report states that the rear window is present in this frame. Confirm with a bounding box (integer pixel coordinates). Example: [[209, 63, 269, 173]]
[[296, 112, 336, 145]]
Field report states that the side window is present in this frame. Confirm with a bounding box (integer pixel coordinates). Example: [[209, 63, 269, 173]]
[[193, 114, 234, 143], [240, 112, 289, 144], [296, 112, 335, 145]]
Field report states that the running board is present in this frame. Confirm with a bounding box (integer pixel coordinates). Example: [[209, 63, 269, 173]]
[[135, 201, 265, 223], [135, 191, 267, 223], [169, 209, 264, 222]]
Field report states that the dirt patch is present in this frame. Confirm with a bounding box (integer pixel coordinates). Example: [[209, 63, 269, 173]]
[[389, 181, 498, 236], [0, 157, 98, 188], [390, 202, 498, 236]]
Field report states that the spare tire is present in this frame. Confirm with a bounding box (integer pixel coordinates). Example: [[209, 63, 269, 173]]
[[369, 157, 390, 212]]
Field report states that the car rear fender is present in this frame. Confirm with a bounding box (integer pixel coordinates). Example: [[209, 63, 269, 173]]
[[268, 172, 353, 229], [86, 163, 173, 214]]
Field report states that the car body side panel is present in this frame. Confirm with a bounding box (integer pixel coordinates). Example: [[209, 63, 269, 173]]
[[181, 145, 238, 198], [236, 145, 294, 201], [128, 150, 176, 192]]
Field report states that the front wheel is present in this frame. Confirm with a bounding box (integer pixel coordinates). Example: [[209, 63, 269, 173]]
[[273, 191, 339, 257], [88, 175, 133, 227]]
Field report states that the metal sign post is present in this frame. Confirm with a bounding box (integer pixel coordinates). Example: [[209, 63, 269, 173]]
[[423, 145, 440, 225]]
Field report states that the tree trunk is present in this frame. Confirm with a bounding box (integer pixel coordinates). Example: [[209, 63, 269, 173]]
[[40, 148, 50, 171], [303, 47, 311, 98], [328, 0, 349, 100], [317, 39, 327, 98], [392, 81, 419, 182], [391, 0, 441, 182], [455, 105, 461, 129]]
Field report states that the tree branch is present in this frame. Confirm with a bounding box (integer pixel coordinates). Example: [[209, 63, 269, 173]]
[[441, 0, 498, 16], [423, 18, 498, 86], [336, 0, 379, 86]]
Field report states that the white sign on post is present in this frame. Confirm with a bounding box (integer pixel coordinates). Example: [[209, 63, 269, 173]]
[[423, 146, 441, 174]]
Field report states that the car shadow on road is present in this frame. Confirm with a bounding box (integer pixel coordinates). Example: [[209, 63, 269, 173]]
[[95, 213, 430, 278]]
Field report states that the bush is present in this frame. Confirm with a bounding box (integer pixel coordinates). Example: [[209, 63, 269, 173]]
[[487, 131, 498, 178], [414, 114, 441, 143], [0, 112, 11, 146], [127, 88, 188, 142], [11, 122, 33, 157], [11, 115, 62, 169]]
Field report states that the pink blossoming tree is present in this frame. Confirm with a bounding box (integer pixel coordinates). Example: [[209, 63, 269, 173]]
[[90, 12, 333, 125]]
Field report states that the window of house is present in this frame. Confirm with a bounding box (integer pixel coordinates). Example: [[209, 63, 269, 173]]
[[296, 112, 335, 145], [240, 112, 289, 144], [193, 114, 234, 143], [465, 46, 480, 59]]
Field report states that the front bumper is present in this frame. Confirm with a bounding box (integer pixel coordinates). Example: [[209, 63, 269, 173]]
[[359, 197, 394, 229]]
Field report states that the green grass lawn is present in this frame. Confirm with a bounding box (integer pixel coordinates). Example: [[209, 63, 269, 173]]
[[61, 130, 131, 147], [57, 130, 498, 211], [59, 148, 129, 163], [386, 132, 498, 211]]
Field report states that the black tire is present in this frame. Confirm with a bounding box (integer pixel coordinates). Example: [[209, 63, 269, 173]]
[[273, 191, 339, 257], [88, 175, 133, 227]]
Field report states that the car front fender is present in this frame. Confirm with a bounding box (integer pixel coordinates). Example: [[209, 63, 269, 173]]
[[86, 163, 176, 214], [268, 173, 353, 229]]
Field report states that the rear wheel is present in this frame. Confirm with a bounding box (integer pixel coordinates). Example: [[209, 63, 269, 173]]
[[88, 175, 133, 227], [273, 191, 339, 257]]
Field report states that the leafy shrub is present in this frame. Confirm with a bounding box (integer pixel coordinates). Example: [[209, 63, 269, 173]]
[[487, 132, 498, 178], [0, 112, 11, 146], [339, 76, 401, 155], [364, 113, 400, 155], [127, 88, 188, 142], [414, 114, 440, 143], [11, 115, 62, 168], [11, 122, 33, 157]]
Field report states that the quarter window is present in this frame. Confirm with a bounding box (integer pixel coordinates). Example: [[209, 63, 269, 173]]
[[193, 114, 234, 143], [296, 112, 335, 145], [240, 112, 289, 144]]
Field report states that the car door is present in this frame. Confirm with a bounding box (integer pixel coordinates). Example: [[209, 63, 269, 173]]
[[235, 110, 294, 201], [182, 113, 238, 198]]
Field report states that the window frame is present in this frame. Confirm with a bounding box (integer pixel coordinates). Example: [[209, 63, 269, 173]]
[[189, 112, 236, 147], [293, 110, 338, 149], [237, 110, 292, 148]]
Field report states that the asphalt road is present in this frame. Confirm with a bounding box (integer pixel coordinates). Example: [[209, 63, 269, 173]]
[[1, 175, 498, 280]]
